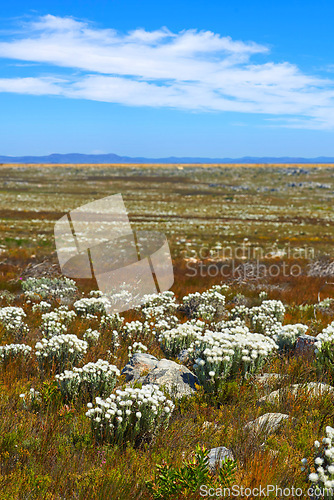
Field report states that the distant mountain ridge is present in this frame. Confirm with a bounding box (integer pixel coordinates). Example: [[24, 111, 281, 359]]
[[1, 153, 334, 164]]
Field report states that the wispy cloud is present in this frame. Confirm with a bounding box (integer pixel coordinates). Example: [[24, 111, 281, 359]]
[[0, 14, 334, 128]]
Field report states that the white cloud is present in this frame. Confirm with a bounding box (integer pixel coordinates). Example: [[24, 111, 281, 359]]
[[0, 76, 63, 95], [0, 15, 334, 128]]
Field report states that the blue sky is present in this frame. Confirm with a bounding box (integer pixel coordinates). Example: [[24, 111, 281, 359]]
[[1, 0, 334, 158]]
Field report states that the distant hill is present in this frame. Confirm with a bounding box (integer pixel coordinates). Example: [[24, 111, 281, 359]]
[[1, 153, 334, 164]]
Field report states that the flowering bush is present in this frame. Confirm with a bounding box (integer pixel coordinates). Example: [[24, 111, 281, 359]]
[[247, 300, 286, 333], [265, 322, 308, 349], [303, 426, 334, 491], [35, 334, 88, 373], [55, 359, 120, 400], [316, 322, 334, 346], [100, 312, 124, 332], [259, 290, 268, 301], [0, 343, 32, 363], [121, 320, 151, 340], [213, 317, 248, 331], [22, 277, 77, 302], [152, 315, 180, 337], [32, 301, 52, 313], [189, 327, 277, 389], [315, 323, 334, 377], [41, 306, 76, 338], [182, 286, 226, 320], [158, 320, 205, 358], [99, 313, 123, 350], [73, 296, 110, 316], [141, 291, 178, 320], [0, 306, 29, 341], [128, 341, 148, 358], [316, 297, 334, 312], [83, 328, 100, 345], [229, 305, 249, 321], [85, 384, 174, 445], [89, 290, 104, 298]]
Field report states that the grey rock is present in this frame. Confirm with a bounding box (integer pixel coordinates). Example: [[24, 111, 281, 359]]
[[244, 413, 290, 435], [121, 353, 158, 381], [258, 382, 334, 406], [142, 359, 199, 398], [295, 335, 317, 356], [207, 447, 234, 471]]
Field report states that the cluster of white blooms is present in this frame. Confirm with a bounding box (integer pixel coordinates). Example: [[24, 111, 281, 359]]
[[85, 384, 174, 444], [73, 296, 110, 316], [315, 322, 334, 349], [99, 313, 123, 350], [0, 306, 29, 340], [0, 343, 32, 362], [259, 290, 268, 301], [189, 327, 277, 387], [121, 320, 151, 340], [152, 315, 180, 337], [316, 297, 334, 311], [213, 317, 248, 331], [19, 388, 42, 408], [314, 322, 334, 371], [182, 285, 226, 320], [128, 341, 148, 358], [158, 320, 205, 357], [35, 334, 88, 372], [32, 301, 52, 313], [83, 328, 100, 345], [55, 359, 120, 400], [141, 291, 178, 320], [22, 277, 77, 302], [100, 312, 124, 332], [41, 306, 76, 338], [235, 300, 286, 334], [303, 426, 334, 490], [89, 290, 104, 298], [265, 322, 308, 349], [249, 300, 285, 333], [0, 290, 15, 305], [230, 305, 249, 321]]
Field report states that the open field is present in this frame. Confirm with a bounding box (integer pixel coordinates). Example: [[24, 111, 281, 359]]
[[2, 163, 334, 167], [1, 165, 334, 499]]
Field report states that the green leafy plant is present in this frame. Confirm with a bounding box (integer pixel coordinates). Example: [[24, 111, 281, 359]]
[[146, 444, 237, 499]]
